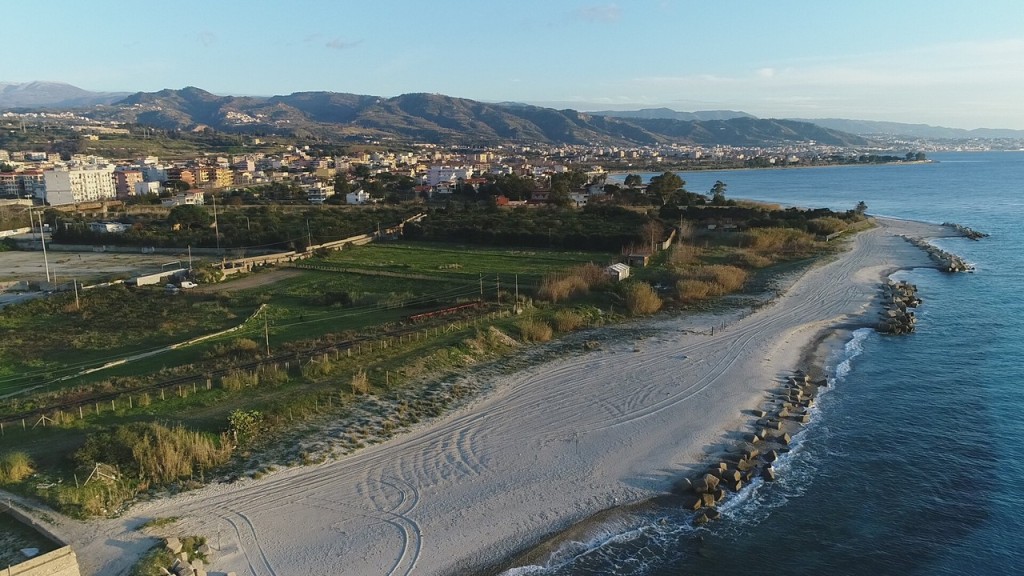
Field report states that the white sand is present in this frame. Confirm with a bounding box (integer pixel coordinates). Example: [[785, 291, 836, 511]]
[[32, 217, 957, 576]]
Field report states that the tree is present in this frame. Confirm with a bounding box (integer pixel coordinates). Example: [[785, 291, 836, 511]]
[[646, 172, 685, 205], [710, 180, 727, 205], [333, 175, 351, 196], [855, 201, 868, 215], [624, 174, 643, 188], [640, 219, 665, 253], [167, 204, 212, 231]]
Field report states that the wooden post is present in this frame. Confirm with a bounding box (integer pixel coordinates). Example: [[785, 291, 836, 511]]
[[161, 389, 165, 401], [79, 406, 83, 419], [193, 382, 197, 394], [21, 419, 25, 430], [111, 399, 115, 411], [128, 396, 133, 409]]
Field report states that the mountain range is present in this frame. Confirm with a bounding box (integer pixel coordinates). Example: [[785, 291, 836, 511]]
[[10, 80, 1005, 147], [0, 81, 128, 108]]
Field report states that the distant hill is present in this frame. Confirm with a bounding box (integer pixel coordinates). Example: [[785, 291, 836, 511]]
[[0, 81, 128, 108], [792, 118, 1024, 140], [588, 107, 755, 122], [86, 87, 869, 147]]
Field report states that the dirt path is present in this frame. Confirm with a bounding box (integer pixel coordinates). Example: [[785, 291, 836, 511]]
[[195, 269, 302, 293]]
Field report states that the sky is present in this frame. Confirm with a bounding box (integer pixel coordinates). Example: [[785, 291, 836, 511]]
[[7, 1, 1024, 130]]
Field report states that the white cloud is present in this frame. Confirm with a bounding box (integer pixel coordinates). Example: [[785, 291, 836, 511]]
[[614, 39, 1024, 127], [573, 4, 621, 23], [325, 38, 361, 51]]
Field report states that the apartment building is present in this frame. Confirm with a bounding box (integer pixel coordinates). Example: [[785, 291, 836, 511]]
[[43, 163, 117, 205]]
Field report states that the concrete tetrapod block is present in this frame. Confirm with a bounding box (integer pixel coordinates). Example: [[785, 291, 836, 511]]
[[165, 537, 183, 554]]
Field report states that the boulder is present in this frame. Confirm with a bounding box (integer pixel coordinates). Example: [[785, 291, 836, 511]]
[[165, 537, 183, 554], [704, 474, 720, 490], [674, 477, 693, 494], [706, 508, 721, 521], [762, 467, 777, 482], [763, 449, 779, 463], [701, 492, 716, 508], [694, 513, 709, 525]]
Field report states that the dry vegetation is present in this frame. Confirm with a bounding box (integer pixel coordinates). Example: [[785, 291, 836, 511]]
[[674, 265, 749, 303], [537, 263, 608, 303], [624, 282, 663, 316], [0, 452, 34, 483], [516, 318, 554, 342]]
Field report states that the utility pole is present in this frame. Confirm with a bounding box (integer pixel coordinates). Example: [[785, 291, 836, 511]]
[[515, 274, 519, 306], [37, 211, 51, 282], [306, 219, 312, 249], [187, 245, 193, 272], [263, 307, 271, 356], [479, 273, 483, 297], [496, 274, 500, 306], [212, 195, 220, 252]]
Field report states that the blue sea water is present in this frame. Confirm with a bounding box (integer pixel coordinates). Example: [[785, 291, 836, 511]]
[[509, 152, 1024, 575]]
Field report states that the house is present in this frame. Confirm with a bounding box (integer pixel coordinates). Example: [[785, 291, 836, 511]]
[[605, 263, 630, 282], [161, 190, 205, 207], [346, 190, 372, 204], [88, 221, 131, 234]]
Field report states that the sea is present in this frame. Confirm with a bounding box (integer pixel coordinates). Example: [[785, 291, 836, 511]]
[[504, 151, 1024, 575]]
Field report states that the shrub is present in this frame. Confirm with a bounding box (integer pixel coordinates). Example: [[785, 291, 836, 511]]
[[74, 423, 231, 487], [676, 279, 715, 302], [552, 310, 586, 332], [624, 282, 662, 316], [0, 452, 34, 483], [351, 370, 370, 394], [516, 318, 554, 342], [674, 265, 747, 301], [228, 409, 265, 446], [221, 370, 259, 391], [668, 243, 703, 267], [807, 217, 848, 236], [537, 263, 608, 303], [743, 227, 818, 256]]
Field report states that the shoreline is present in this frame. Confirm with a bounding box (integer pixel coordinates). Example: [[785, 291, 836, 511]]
[[46, 217, 969, 576], [481, 217, 966, 575]]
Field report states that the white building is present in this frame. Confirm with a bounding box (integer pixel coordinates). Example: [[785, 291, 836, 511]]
[[306, 183, 334, 205], [427, 165, 472, 186], [161, 190, 205, 207], [346, 190, 371, 205], [43, 163, 117, 205], [134, 181, 161, 196]]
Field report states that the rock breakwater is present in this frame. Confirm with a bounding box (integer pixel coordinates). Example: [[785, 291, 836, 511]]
[[902, 236, 973, 272], [877, 280, 920, 335], [943, 222, 989, 240], [675, 371, 827, 525]]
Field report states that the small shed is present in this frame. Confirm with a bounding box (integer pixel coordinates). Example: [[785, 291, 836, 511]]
[[605, 263, 631, 282], [625, 254, 650, 267]]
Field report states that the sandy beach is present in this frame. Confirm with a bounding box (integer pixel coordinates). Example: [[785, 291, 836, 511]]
[[22, 216, 959, 576]]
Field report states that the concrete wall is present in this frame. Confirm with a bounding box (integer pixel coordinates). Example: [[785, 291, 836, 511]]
[[1, 503, 81, 576], [4, 547, 80, 576]]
